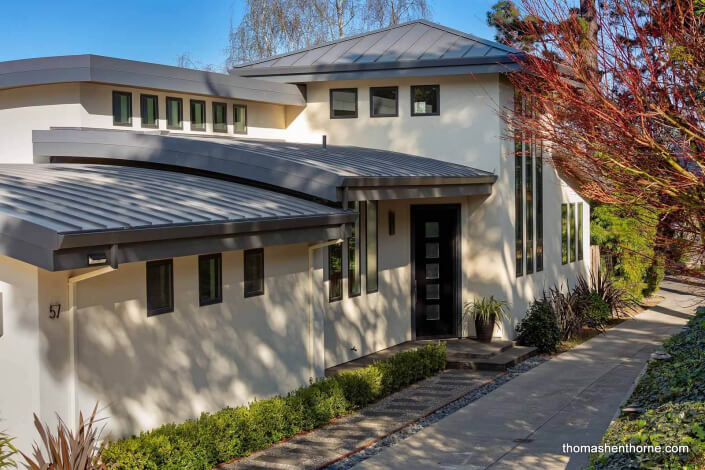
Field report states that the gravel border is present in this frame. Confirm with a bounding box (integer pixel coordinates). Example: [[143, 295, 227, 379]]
[[326, 356, 549, 470]]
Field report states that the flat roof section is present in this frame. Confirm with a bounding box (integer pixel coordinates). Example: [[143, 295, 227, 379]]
[[33, 128, 497, 202], [0, 164, 353, 271]]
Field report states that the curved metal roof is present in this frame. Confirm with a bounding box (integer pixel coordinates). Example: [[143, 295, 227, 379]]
[[0, 164, 352, 271], [33, 129, 496, 202]]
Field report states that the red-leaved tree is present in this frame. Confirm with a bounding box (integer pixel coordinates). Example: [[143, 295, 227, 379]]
[[499, 0, 705, 272]]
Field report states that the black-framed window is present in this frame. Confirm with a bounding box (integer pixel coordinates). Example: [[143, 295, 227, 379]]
[[330, 88, 358, 119], [569, 203, 576, 263], [578, 202, 584, 260], [166, 97, 183, 129], [244, 248, 264, 297], [146, 259, 173, 316], [140, 94, 159, 128], [370, 86, 398, 117], [190, 99, 206, 131], [365, 200, 378, 293], [561, 204, 568, 265], [526, 136, 534, 275], [515, 92, 524, 277], [348, 201, 361, 297], [112, 91, 132, 126], [212, 102, 227, 133], [329, 243, 343, 301], [233, 104, 247, 133], [410, 85, 439, 116], [536, 141, 544, 272], [199, 253, 222, 306]]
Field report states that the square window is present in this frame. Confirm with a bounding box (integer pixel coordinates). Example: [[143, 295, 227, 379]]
[[426, 304, 440, 321], [426, 263, 439, 279], [426, 283, 440, 300], [330, 88, 358, 119], [411, 85, 440, 116], [426, 242, 439, 259], [140, 94, 159, 128], [212, 102, 227, 133], [190, 99, 206, 131], [199, 253, 222, 306], [370, 86, 398, 117], [244, 248, 264, 297], [146, 259, 173, 316], [233, 104, 247, 133], [425, 221, 439, 238], [112, 91, 132, 126], [166, 97, 183, 129]]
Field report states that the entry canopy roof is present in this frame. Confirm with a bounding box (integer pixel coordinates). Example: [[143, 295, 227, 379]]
[[0, 164, 353, 271], [33, 129, 497, 202]]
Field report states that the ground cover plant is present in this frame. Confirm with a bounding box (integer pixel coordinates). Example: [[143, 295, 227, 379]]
[[589, 308, 705, 468], [101, 343, 446, 470]]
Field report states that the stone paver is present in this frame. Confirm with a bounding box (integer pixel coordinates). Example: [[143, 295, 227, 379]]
[[354, 278, 703, 470], [221, 368, 499, 470]]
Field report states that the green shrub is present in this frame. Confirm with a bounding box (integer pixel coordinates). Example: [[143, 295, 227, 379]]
[[643, 256, 665, 297], [579, 291, 611, 333], [102, 343, 446, 469], [516, 300, 561, 353]]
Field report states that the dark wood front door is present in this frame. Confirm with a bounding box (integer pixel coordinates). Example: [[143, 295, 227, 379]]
[[412, 204, 459, 338]]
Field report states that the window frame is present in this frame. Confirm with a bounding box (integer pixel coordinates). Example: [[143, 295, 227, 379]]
[[369, 86, 399, 118], [561, 204, 568, 265], [198, 253, 223, 307], [244, 248, 265, 298], [146, 258, 174, 317], [347, 201, 361, 298], [212, 101, 228, 133], [536, 141, 544, 272], [140, 94, 159, 129], [364, 201, 379, 294], [190, 99, 206, 131], [328, 242, 343, 302], [329, 88, 358, 119], [410, 85, 440, 116], [569, 203, 576, 263], [233, 104, 248, 134], [112, 90, 132, 126], [578, 202, 584, 261], [166, 97, 183, 130]]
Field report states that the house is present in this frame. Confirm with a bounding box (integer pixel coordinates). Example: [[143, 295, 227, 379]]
[[0, 20, 590, 452]]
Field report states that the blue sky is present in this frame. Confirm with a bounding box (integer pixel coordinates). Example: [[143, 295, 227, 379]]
[[0, 0, 499, 69]]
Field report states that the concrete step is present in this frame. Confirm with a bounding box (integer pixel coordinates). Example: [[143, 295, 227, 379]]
[[447, 344, 538, 371]]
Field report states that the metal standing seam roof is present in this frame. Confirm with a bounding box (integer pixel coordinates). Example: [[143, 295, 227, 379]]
[[231, 20, 523, 79], [0, 54, 305, 106], [0, 164, 354, 271], [33, 128, 497, 202]]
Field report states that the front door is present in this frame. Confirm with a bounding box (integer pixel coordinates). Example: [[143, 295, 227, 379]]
[[412, 204, 459, 338]]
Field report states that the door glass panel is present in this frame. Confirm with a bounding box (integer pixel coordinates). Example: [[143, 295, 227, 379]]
[[425, 242, 439, 259], [426, 263, 439, 279], [426, 283, 440, 300], [426, 304, 440, 321], [425, 221, 439, 238]]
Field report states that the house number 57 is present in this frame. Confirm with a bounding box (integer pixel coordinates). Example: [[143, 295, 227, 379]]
[[49, 304, 61, 319]]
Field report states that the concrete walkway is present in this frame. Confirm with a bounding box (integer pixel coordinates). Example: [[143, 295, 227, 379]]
[[355, 279, 703, 470]]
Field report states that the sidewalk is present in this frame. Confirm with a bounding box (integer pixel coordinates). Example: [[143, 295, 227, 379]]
[[355, 278, 703, 470]]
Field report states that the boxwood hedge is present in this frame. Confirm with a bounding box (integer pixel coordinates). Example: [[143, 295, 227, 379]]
[[102, 342, 446, 469]]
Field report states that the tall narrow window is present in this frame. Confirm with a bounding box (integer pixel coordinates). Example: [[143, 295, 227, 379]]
[[199, 253, 222, 306], [212, 102, 227, 133], [140, 94, 159, 128], [370, 86, 398, 117], [348, 201, 361, 297], [329, 243, 343, 301], [330, 88, 358, 118], [577, 203, 584, 260], [526, 137, 534, 274], [190, 99, 206, 131], [244, 248, 264, 297], [561, 204, 568, 265], [146, 259, 173, 316], [410, 85, 440, 116], [536, 141, 544, 272], [515, 92, 524, 277], [569, 203, 576, 262], [233, 104, 247, 133], [112, 91, 132, 126], [365, 200, 378, 293], [166, 97, 183, 129]]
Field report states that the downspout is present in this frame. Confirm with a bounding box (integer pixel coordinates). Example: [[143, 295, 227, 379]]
[[66, 261, 116, 429], [307, 238, 343, 384]]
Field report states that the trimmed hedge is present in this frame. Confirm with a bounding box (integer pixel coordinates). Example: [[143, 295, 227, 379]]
[[590, 309, 705, 468], [516, 300, 561, 353], [102, 342, 446, 469]]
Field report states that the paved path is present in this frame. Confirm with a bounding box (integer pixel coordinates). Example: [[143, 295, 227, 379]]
[[355, 279, 703, 470]]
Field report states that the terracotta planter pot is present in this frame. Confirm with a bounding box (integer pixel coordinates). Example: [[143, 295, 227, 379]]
[[475, 315, 496, 342]]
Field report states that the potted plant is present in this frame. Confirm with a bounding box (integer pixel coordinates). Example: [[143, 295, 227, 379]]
[[464, 296, 510, 342]]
